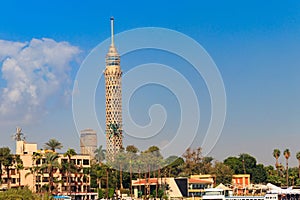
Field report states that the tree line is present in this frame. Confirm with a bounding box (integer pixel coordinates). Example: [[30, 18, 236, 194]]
[[2, 138, 300, 199], [92, 145, 300, 199]]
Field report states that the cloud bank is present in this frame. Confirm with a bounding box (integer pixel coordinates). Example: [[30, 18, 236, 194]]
[[0, 38, 80, 124]]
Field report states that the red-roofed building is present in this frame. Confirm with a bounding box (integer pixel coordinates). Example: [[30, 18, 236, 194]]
[[132, 178, 159, 185], [188, 176, 214, 197]]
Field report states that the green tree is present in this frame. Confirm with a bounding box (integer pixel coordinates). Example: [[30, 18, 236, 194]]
[[288, 167, 298, 186], [296, 152, 300, 179], [15, 162, 24, 187], [126, 145, 139, 154], [1, 148, 14, 189], [98, 188, 105, 199], [0, 187, 38, 200], [211, 161, 233, 185], [273, 149, 281, 174], [201, 156, 214, 174], [252, 164, 267, 184], [64, 148, 77, 195], [40, 152, 60, 193], [114, 151, 127, 189], [141, 146, 164, 198], [1, 153, 22, 189], [182, 147, 203, 176], [162, 156, 184, 177], [224, 156, 243, 174], [44, 138, 63, 152], [265, 165, 282, 186], [83, 167, 91, 195], [126, 145, 139, 197], [31, 152, 42, 192], [90, 163, 106, 189], [224, 153, 267, 184], [94, 145, 106, 164], [239, 153, 257, 171], [0, 147, 11, 184], [283, 149, 291, 186]]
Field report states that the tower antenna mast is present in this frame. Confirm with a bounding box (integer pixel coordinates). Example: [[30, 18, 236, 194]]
[[110, 16, 114, 46]]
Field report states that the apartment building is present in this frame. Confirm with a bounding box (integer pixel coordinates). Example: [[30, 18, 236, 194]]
[[1, 140, 97, 199]]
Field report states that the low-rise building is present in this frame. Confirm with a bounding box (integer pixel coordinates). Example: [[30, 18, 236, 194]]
[[1, 139, 97, 199], [188, 176, 214, 197], [232, 174, 251, 195], [131, 175, 214, 199]]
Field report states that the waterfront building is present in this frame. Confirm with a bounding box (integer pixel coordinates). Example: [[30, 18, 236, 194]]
[[1, 134, 96, 199], [188, 176, 214, 197], [131, 176, 214, 199], [104, 17, 123, 161], [232, 174, 251, 195]]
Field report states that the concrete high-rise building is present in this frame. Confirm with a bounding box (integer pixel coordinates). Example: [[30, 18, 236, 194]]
[[104, 17, 123, 161], [80, 128, 97, 158]]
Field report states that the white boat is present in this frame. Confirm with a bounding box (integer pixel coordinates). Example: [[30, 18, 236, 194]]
[[202, 188, 278, 200], [52, 195, 72, 200]]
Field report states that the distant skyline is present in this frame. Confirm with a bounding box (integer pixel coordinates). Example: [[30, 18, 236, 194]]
[[0, 1, 300, 167]]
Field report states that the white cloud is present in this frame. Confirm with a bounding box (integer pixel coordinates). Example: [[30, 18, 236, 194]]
[[0, 40, 27, 61], [0, 38, 80, 124]]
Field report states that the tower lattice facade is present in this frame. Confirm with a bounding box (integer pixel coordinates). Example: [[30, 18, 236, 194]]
[[104, 17, 123, 162]]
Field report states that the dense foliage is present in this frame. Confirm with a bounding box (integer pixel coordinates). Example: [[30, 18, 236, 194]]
[[0, 187, 52, 200], [2, 141, 300, 198], [89, 145, 300, 195]]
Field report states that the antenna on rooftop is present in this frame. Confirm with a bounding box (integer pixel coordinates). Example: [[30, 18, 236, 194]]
[[13, 127, 25, 141]]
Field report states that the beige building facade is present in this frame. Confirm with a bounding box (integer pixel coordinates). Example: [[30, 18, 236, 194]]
[[1, 139, 96, 199]]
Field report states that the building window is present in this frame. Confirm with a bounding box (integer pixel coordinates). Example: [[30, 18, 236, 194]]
[[83, 159, 89, 165], [10, 169, 16, 175], [42, 177, 49, 182]]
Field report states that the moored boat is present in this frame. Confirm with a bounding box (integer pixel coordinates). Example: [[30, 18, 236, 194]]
[[202, 188, 278, 200]]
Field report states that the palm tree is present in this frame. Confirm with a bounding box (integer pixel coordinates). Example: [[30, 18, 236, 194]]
[[1, 148, 14, 189], [115, 151, 126, 190], [0, 147, 11, 184], [32, 152, 42, 192], [44, 138, 63, 152], [40, 152, 60, 193], [64, 148, 77, 195], [14, 155, 24, 187], [126, 145, 139, 198], [94, 145, 106, 164], [82, 167, 90, 198], [284, 149, 291, 186], [103, 164, 112, 199], [273, 149, 281, 174], [16, 163, 24, 187], [94, 164, 106, 189], [133, 157, 143, 196], [1, 153, 22, 189], [25, 165, 41, 192], [296, 152, 300, 179]]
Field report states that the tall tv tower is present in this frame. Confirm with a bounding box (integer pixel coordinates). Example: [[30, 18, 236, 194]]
[[104, 17, 123, 162]]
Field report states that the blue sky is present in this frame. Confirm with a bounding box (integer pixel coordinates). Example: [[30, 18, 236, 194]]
[[0, 0, 300, 167]]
